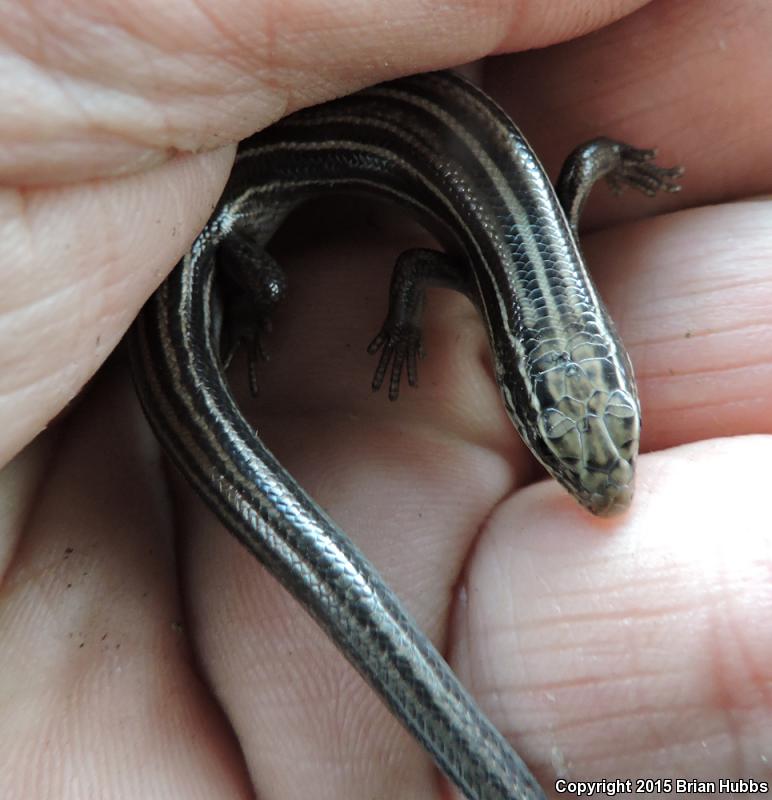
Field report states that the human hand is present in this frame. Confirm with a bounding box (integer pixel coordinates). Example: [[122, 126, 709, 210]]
[[2, 1, 771, 797]]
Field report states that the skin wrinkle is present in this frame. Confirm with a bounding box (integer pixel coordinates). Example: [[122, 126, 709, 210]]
[[642, 272, 772, 310], [708, 562, 772, 716], [501, 601, 709, 633], [527, 698, 690, 741], [634, 319, 772, 351], [181, 0, 282, 83], [4, 10, 258, 179], [0, 439, 53, 584], [642, 355, 772, 385], [705, 590, 748, 775], [643, 389, 772, 426]]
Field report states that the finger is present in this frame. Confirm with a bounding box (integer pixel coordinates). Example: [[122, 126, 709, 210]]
[[583, 199, 772, 452], [454, 434, 772, 784], [0, 148, 232, 467], [3, 0, 648, 185]]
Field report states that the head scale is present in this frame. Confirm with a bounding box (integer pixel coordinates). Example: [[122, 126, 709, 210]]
[[497, 341, 640, 517]]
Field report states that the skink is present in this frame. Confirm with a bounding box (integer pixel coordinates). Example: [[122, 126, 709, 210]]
[[128, 70, 681, 800]]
